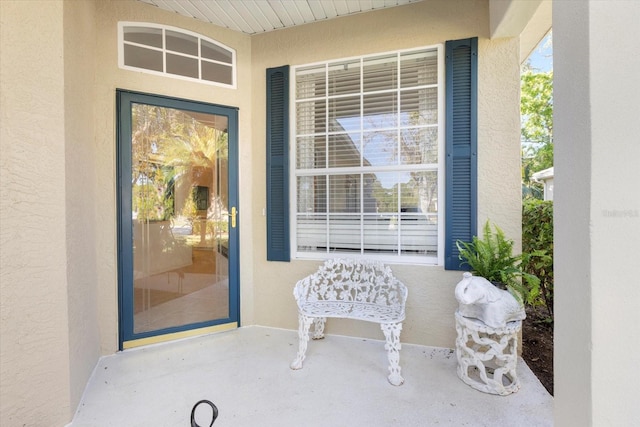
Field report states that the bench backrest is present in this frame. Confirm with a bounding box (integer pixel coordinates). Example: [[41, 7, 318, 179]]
[[294, 258, 408, 308]]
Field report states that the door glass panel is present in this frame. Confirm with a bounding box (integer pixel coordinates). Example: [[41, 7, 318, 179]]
[[131, 103, 229, 334]]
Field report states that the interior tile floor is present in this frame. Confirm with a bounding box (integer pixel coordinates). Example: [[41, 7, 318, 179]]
[[69, 326, 552, 427], [134, 274, 229, 333]]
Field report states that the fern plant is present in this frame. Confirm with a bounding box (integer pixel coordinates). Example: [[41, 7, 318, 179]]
[[457, 221, 541, 304]]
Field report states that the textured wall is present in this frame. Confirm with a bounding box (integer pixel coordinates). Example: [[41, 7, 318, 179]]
[[0, 1, 72, 425], [477, 38, 522, 252], [250, 0, 522, 348], [63, 0, 101, 412]]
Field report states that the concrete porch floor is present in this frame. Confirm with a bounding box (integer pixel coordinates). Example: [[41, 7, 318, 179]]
[[70, 326, 552, 426]]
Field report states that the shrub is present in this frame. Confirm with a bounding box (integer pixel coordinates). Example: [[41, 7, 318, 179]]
[[522, 199, 554, 318]]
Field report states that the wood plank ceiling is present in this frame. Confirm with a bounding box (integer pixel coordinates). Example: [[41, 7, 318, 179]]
[[137, 0, 423, 35]]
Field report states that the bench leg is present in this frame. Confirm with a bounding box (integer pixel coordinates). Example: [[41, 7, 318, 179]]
[[381, 322, 404, 386], [290, 313, 313, 370], [312, 317, 326, 340]]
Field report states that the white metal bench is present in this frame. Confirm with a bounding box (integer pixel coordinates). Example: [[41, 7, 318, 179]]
[[290, 258, 408, 385]]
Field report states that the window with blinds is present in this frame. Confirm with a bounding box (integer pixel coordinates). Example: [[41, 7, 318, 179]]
[[118, 22, 236, 88], [293, 46, 443, 263]]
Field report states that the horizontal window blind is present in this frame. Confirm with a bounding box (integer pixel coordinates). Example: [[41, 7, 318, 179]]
[[294, 47, 442, 262]]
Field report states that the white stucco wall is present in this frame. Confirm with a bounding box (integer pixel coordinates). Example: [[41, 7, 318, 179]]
[[0, 1, 73, 425], [63, 0, 102, 410], [554, 1, 640, 425], [477, 38, 522, 248], [250, 0, 522, 348]]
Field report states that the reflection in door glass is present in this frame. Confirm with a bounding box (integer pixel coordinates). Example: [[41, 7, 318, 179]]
[[131, 104, 229, 333]]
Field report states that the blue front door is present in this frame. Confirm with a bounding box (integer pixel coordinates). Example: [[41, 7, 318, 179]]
[[117, 90, 239, 349]]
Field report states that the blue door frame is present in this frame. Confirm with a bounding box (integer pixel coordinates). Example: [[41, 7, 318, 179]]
[[116, 89, 240, 350]]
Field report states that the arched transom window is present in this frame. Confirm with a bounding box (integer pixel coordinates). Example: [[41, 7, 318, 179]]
[[118, 22, 236, 88]]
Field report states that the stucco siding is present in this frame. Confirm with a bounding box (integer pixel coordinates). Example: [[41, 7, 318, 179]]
[[477, 37, 522, 252], [63, 0, 101, 411], [250, 0, 521, 348], [0, 1, 72, 425]]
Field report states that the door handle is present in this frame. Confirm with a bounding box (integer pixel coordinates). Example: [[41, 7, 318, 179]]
[[228, 207, 237, 228]]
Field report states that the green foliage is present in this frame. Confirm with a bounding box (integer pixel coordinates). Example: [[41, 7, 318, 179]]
[[521, 69, 553, 198], [521, 70, 553, 146], [522, 200, 554, 318], [522, 181, 543, 200], [131, 103, 230, 230], [457, 221, 541, 304], [132, 166, 175, 221], [181, 194, 198, 224]]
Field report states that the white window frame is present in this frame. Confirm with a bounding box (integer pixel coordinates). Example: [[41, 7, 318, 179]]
[[117, 22, 236, 89], [290, 45, 445, 265]]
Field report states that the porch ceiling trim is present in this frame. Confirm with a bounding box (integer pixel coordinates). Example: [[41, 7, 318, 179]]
[[136, 0, 423, 35], [490, 0, 544, 39], [489, 0, 551, 64], [518, 0, 552, 64]]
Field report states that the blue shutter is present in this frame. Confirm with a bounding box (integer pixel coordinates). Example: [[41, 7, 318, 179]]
[[266, 66, 290, 261], [445, 38, 478, 270]]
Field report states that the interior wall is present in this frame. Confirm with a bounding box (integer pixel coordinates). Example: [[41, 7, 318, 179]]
[[250, 0, 522, 348], [554, 1, 640, 425], [93, 0, 254, 354], [0, 1, 73, 425]]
